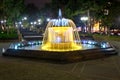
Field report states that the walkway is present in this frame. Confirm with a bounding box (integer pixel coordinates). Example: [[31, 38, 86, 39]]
[[0, 41, 120, 80]]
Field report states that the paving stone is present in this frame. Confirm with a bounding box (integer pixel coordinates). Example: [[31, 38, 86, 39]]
[[82, 62, 120, 80]]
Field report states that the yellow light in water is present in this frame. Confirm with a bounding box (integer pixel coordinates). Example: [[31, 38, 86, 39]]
[[41, 27, 82, 52]]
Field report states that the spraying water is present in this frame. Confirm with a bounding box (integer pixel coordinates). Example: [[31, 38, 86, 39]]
[[41, 9, 82, 51]]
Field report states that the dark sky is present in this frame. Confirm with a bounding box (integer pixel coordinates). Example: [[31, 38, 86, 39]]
[[25, 0, 51, 8], [25, 0, 120, 9]]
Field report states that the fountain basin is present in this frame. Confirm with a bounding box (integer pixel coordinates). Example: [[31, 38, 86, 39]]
[[2, 40, 117, 61]]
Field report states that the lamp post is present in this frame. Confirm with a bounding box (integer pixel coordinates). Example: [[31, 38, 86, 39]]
[[80, 17, 88, 32]]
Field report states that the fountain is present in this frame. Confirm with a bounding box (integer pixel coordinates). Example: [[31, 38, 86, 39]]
[[2, 9, 117, 61], [41, 9, 82, 51]]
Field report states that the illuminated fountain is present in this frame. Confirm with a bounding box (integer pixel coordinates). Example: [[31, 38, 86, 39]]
[[41, 10, 82, 51], [2, 9, 117, 61]]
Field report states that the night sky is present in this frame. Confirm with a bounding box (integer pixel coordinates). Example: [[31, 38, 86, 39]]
[[25, 0, 51, 8], [25, 0, 120, 9]]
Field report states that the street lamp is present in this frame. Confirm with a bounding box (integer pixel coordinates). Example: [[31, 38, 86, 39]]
[[47, 18, 50, 22], [38, 19, 42, 25], [19, 21, 22, 25], [22, 17, 27, 21], [34, 21, 37, 25], [80, 17, 88, 32], [1, 20, 4, 24], [80, 17, 88, 21], [38, 19, 41, 22], [30, 22, 33, 25]]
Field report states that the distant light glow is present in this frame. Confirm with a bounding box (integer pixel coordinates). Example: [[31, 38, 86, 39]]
[[19, 22, 22, 24], [23, 17, 27, 20], [38, 22, 41, 25], [34, 21, 37, 24], [4, 20, 6, 23], [1, 20, 4, 23], [81, 17, 88, 21], [47, 18, 50, 22], [30, 22, 33, 25], [38, 19, 42, 22], [21, 25, 23, 27]]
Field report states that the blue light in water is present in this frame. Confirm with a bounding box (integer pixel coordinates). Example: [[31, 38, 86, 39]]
[[17, 43, 21, 46], [88, 40, 92, 44], [100, 42, 111, 48], [28, 42, 32, 45], [88, 40, 96, 45], [101, 44, 106, 48], [82, 40, 87, 44], [21, 43, 24, 46], [15, 45, 18, 49], [51, 18, 69, 26], [38, 41, 41, 44], [31, 42, 34, 45]]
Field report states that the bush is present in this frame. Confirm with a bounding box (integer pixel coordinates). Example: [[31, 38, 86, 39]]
[[0, 31, 18, 39]]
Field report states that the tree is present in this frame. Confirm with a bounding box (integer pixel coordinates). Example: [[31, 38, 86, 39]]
[[44, 0, 120, 34], [4, 0, 25, 27], [24, 3, 40, 22], [96, 0, 120, 35], [0, 0, 4, 19]]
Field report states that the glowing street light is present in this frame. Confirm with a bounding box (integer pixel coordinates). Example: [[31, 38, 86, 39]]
[[34, 21, 37, 25], [38, 22, 41, 25], [4, 20, 6, 23], [80, 17, 88, 21], [1, 20, 4, 23], [19, 21, 22, 25], [30, 22, 33, 25], [38, 19, 42, 25], [47, 18, 50, 22], [38, 19, 41, 22], [23, 17, 27, 20], [80, 17, 89, 32], [21, 25, 23, 27]]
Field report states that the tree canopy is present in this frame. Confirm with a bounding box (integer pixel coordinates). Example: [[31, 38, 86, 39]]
[[1, 0, 25, 26]]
